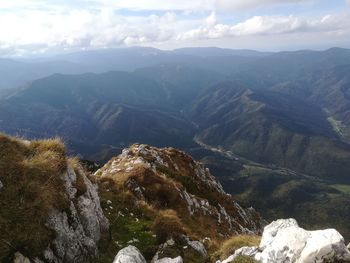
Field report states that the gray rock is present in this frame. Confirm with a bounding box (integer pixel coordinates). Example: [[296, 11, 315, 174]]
[[219, 246, 259, 263], [154, 256, 183, 263], [0, 179, 3, 190], [152, 236, 207, 263], [13, 252, 30, 263], [42, 166, 109, 263], [113, 246, 147, 263], [186, 238, 207, 259]]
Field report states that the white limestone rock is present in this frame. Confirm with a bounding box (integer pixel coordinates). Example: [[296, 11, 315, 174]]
[[113, 246, 147, 263], [259, 218, 299, 250], [299, 229, 350, 263], [221, 218, 350, 263], [218, 246, 259, 263], [42, 166, 109, 263], [153, 256, 183, 263]]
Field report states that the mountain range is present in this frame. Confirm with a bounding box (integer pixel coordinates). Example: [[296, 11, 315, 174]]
[[1, 46, 350, 239]]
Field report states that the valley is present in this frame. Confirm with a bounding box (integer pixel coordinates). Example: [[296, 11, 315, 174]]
[[1, 46, 350, 242]]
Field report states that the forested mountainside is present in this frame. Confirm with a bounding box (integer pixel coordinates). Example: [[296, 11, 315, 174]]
[[2, 47, 350, 241]]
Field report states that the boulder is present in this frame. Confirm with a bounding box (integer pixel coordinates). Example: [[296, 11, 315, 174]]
[[0, 179, 3, 190], [13, 252, 30, 263], [219, 246, 259, 263], [113, 246, 147, 263], [220, 219, 350, 263], [153, 256, 183, 263]]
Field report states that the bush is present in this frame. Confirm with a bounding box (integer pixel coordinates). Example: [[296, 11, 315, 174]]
[[152, 210, 185, 243]]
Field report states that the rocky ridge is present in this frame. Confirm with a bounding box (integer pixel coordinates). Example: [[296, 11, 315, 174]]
[[94, 144, 263, 239], [42, 166, 109, 262]]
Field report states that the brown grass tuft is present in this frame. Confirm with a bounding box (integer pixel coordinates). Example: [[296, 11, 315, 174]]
[[216, 235, 261, 260], [152, 209, 185, 243], [0, 134, 70, 260], [68, 158, 87, 196]]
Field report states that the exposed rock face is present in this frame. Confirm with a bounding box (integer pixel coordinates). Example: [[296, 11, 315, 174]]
[[42, 166, 109, 263], [113, 246, 147, 263], [94, 144, 263, 238], [220, 218, 350, 263]]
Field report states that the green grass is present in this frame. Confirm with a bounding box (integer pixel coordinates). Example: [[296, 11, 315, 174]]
[[330, 184, 350, 195], [94, 186, 157, 262]]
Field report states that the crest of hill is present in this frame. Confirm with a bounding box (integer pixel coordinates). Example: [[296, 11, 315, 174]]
[[94, 144, 263, 243]]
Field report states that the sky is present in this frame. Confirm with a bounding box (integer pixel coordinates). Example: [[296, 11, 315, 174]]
[[0, 0, 349, 56]]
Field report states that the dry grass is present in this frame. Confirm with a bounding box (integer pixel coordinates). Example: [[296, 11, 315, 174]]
[[0, 134, 69, 261], [68, 157, 87, 197], [232, 255, 258, 263], [152, 209, 185, 243], [216, 235, 261, 260]]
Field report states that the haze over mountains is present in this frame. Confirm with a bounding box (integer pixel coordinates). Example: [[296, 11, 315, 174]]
[[1, 46, 350, 238]]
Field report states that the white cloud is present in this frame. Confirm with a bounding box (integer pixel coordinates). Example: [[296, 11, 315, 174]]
[[177, 13, 350, 41], [0, 1, 348, 56], [0, 0, 313, 12], [0, 9, 186, 56], [215, 0, 312, 11]]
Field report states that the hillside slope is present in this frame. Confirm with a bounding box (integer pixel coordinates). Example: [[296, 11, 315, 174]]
[[93, 144, 264, 262], [0, 72, 196, 161], [191, 82, 350, 183], [0, 134, 109, 262]]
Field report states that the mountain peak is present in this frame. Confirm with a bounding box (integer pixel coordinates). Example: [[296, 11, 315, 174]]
[[94, 143, 263, 240]]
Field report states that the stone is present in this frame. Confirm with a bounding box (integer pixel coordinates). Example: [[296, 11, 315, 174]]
[[153, 256, 183, 263], [219, 246, 259, 263], [113, 246, 147, 263], [13, 252, 30, 263], [221, 218, 350, 263]]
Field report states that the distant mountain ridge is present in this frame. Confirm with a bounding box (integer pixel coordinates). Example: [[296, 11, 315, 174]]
[[2, 46, 350, 241]]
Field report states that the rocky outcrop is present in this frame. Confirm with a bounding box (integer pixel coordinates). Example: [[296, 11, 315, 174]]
[[42, 166, 109, 263], [94, 144, 263, 239], [220, 218, 350, 263], [151, 236, 207, 263], [0, 179, 3, 190], [113, 246, 147, 263]]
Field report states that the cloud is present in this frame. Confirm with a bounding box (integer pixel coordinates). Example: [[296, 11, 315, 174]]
[[0, 9, 185, 56], [0, 0, 313, 12], [215, 0, 312, 11], [177, 13, 350, 40], [0, 1, 348, 56]]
